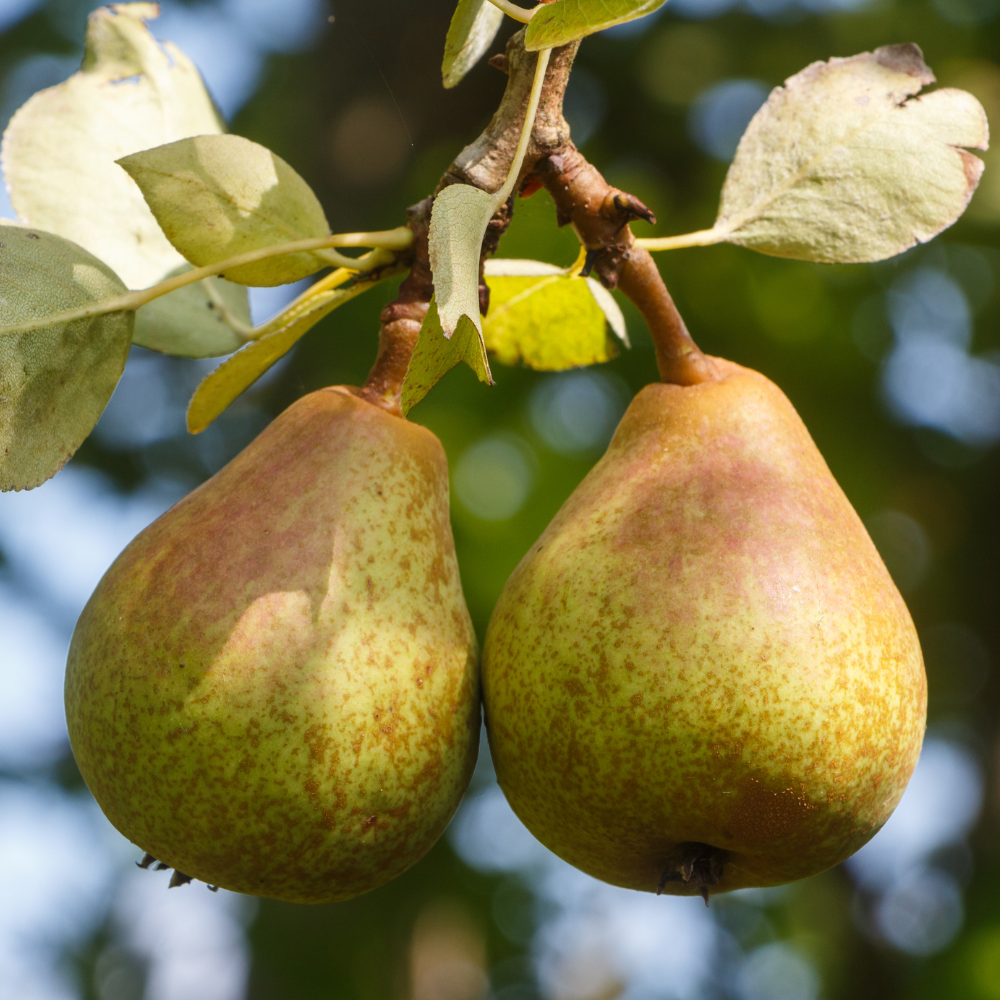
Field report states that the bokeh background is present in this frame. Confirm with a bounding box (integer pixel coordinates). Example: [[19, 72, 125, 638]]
[[1, 0, 999, 997]]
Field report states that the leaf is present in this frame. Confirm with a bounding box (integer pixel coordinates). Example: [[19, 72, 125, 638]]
[[134, 269, 249, 359], [484, 259, 628, 345], [482, 260, 625, 369], [401, 298, 492, 416], [1, 3, 224, 292], [714, 44, 990, 264], [0, 226, 134, 491], [118, 134, 332, 287], [428, 183, 497, 337], [585, 277, 629, 347], [443, 0, 505, 88], [524, 0, 667, 51], [187, 275, 378, 433], [484, 259, 566, 277]]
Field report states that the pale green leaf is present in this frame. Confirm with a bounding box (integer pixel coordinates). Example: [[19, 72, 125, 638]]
[[715, 44, 990, 263], [401, 298, 492, 416], [585, 277, 629, 346], [0, 226, 134, 491], [443, 0, 505, 88], [134, 269, 249, 358], [118, 134, 331, 287], [484, 258, 565, 276], [187, 276, 378, 433], [428, 183, 496, 338], [525, 0, 667, 51], [1, 2, 224, 293], [483, 271, 620, 369]]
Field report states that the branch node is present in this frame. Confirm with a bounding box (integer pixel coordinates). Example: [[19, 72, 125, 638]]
[[607, 191, 657, 227], [489, 53, 510, 74]]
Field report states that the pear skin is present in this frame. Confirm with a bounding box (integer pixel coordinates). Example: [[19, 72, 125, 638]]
[[65, 387, 479, 903], [482, 360, 926, 897]]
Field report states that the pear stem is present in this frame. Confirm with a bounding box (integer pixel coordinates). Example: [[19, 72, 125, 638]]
[[361, 200, 434, 416], [534, 145, 718, 387], [617, 249, 720, 386]]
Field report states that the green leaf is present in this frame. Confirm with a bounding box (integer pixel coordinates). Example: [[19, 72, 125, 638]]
[[401, 298, 492, 416], [0, 4, 229, 297], [0, 226, 134, 491], [428, 182, 497, 338], [524, 0, 667, 51], [118, 134, 332, 287], [482, 260, 626, 369], [187, 275, 380, 433], [134, 269, 249, 359], [443, 0, 505, 88], [0, 2, 250, 358], [715, 44, 989, 263]]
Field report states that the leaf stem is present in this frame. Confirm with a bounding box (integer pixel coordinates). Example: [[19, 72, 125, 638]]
[[635, 228, 724, 252], [0, 232, 407, 338], [485, 0, 538, 23], [248, 267, 357, 340], [201, 277, 256, 339], [493, 46, 552, 209]]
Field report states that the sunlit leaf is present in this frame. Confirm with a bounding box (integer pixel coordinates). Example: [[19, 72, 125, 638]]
[[443, 0, 505, 88], [134, 269, 249, 358], [118, 134, 331, 287], [484, 259, 566, 277], [715, 44, 989, 263], [482, 260, 623, 369], [0, 4, 233, 300], [585, 277, 629, 346], [524, 0, 667, 51], [428, 182, 496, 338], [401, 298, 492, 416], [484, 259, 628, 344], [186, 274, 380, 433], [0, 226, 134, 491]]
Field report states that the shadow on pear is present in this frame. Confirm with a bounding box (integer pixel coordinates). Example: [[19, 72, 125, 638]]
[[66, 387, 480, 903]]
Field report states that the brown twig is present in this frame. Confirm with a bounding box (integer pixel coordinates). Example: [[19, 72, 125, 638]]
[[361, 199, 432, 415], [535, 146, 718, 386], [361, 25, 716, 412], [362, 33, 579, 413]]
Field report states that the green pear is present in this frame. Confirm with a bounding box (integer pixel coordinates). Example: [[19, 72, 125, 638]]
[[66, 387, 479, 903], [482, 359, 925, 899]]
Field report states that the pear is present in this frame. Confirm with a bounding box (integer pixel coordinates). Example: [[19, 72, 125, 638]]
[[65, 387, 479, 903], [482, 359, 925, 899]]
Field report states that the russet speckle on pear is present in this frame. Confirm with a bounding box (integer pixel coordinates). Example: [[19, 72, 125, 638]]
[[482, 359, 926, 898], [65, 387, 480, 903]]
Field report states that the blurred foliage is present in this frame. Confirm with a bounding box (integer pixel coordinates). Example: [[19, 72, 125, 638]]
[[3, 0, 1000, 997]]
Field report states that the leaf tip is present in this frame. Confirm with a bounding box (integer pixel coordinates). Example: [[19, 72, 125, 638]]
[[873, 43, 934, 86]]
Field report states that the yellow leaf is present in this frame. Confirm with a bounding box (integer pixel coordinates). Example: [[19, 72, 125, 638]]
[[482, 266, 624, 369], [0, 226, 134, 491], [186, 274, 377, 433], [119, 134, 331, 287], [401, 298, 493, 416]]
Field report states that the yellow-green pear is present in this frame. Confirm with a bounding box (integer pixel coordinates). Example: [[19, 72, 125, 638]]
[[482, 359, 925, 900], [66, 387, 479, 903]]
